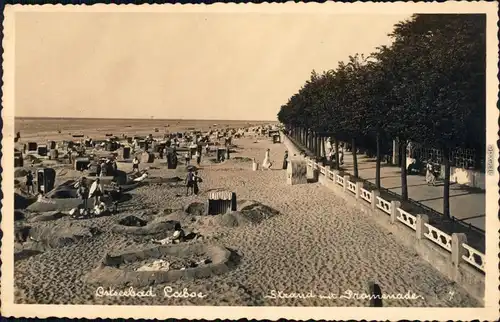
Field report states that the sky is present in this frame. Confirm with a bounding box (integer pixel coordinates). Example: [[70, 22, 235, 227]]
[[15, 12, 411, 121]]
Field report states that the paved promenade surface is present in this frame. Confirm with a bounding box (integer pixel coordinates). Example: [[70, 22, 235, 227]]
[[341, 152, 486, 231]]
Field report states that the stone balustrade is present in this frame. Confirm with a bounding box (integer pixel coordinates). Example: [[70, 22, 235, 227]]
[[304, 156, 485, 275]]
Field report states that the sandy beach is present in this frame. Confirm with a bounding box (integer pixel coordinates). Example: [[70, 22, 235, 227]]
[[12, 118, 479, 307]]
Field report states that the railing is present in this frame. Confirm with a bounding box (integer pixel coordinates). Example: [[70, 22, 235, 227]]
[[347, 180, 357, 194], [284, 133, 485, 275], [360, 188, 372, 203], [335, 175, 344, 187], [376, 196, 391, 215], [424, 224, 453, 252], [326, 170, 335, 181], [461, 243, 485, 272], [396, 207, 417, 231]]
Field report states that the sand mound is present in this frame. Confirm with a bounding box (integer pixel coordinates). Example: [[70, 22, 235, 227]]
[[15, 193, 36, 210], [28, 224, 100, 249], [111, 213, 178, 236], [24, 154, 43, 164], [84, 243, 239, 287], [184, 202, 206, 216], [15, 210, 27, 221], [27, 197, 83, 212], [14, 168, 29, 178], [233, 156, 253, 162], [214, 200, 280, 227], [28, 211, 67, 223]]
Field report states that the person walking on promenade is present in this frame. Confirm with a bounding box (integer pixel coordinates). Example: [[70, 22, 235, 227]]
[[426, 160, 437, 186]]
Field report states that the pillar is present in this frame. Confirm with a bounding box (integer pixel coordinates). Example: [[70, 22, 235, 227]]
[[390, 201, 401, 224], [355, 182, 363, 199], [343, 175, 350, 192], [392, 139, 399, 165], [416, 214, 429, 240], [371, 190, 380, 210], [451, 233, 467, 267]]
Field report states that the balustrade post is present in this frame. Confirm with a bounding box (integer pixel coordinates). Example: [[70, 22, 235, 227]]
[[343, 175, 350, 192], [355, 182, 363, 199], [390, 201, 401, 224], [371, 190, 380, 210], [451, 233, 468, 267], [415, 214, 429, 240]]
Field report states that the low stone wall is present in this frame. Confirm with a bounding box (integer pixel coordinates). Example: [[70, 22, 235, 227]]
[[311, 159, 485, 304], [282, 133, 304, 159], [84, 243, 234, 287]]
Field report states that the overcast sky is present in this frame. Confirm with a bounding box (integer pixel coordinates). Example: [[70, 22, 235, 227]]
[[15, 12, 410, 120]]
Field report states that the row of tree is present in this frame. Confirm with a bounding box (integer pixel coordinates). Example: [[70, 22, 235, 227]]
[[277, 14, 486, 218]]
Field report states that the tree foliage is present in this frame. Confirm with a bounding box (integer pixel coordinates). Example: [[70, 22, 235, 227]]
[[277, 14, 486, 216]]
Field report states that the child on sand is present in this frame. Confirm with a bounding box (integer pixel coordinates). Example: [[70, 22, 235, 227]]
[[132, 156, 140, 172], [25, 170, 34, 194]]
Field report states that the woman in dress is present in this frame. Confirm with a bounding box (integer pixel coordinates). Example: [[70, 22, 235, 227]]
[[262, 148, 272, 170]]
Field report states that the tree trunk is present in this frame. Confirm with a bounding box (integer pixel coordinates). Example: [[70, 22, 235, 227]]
[[375, 132, 381, 189], [321, 138, 326, 160], [352, 138, 358, 177], [335, 139, 340, 170], [400, 140, 408, 201], [443, 147, 451, 218]]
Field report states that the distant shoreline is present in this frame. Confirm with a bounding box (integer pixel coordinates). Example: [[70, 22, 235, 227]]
[[15, 116, 277, 122]]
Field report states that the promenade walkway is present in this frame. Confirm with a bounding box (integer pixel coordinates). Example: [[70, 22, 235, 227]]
[[341, 152, 486, 231], [284, 134, 485, 251]]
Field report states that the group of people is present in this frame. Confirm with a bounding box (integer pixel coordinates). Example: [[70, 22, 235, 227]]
[[184, 150, 202, 166], [73, 177, 123, 215], [185, 168, 202, 196], [328, 145, 344, 166]]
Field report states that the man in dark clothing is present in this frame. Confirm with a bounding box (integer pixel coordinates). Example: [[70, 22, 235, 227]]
[[26, 171, 34, 194], [282, 151, 289, 170], [185, 169, 195, 196]]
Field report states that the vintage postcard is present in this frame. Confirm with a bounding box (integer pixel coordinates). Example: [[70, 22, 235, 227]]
[[1, 1, 499, 320]]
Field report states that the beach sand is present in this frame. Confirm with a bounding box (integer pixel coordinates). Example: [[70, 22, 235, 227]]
[[12, 119, 479, 307]]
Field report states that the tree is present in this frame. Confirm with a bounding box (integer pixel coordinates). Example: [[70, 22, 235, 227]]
[[389, 14, 486, 216]]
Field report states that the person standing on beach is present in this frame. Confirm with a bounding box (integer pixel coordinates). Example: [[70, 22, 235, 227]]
[[262, 148, 272, 170], [282, 151, 289, 170], [132, 156, 140, 172], [76, 177, 89, 210], [185, 168, 195, 196], [25, 170, 34, 194], [109, 184, 123, 214], [184, 152, 191, 166], [193, 171, 202, 195], [89, 178, 104, 207], [195, 150, 201, 166]]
